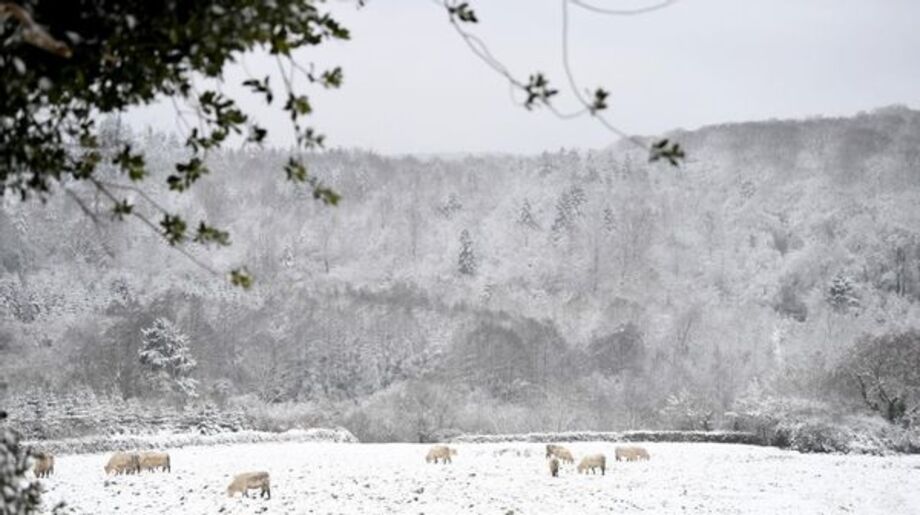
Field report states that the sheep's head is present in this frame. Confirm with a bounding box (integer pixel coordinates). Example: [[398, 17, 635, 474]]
[[449, 448, 458, 456]]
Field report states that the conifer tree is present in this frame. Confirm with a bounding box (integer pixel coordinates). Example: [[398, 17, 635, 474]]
[[458, 229, 477, 276], [139, 318, 199, 402]]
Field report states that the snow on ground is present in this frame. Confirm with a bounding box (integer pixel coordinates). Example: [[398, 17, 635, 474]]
[[40, 441, 920, 514]]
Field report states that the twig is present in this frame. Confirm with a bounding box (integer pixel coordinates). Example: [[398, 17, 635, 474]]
[[63, 187, 117, 259], [569, 0, 679, 16], [89, 179, 222, 277], [94, 179, 170, 215]]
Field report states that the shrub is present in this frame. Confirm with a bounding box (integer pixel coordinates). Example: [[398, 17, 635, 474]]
[[0, 413, 42, 515]]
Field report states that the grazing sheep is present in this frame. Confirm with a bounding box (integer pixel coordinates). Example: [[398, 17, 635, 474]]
[[634, 446, 650, 460], [425, 445, 458, 464], [577, 454, 606, 475], [555, 448, 575, 464], [548, 457, 559, 477], [545, 444, 575, 464], [138, 451, 171, 473], [615, 446, 650, 462], [33, 452, 54, 478], [104, 451, 141, 475], [227, 471, 271, 499]]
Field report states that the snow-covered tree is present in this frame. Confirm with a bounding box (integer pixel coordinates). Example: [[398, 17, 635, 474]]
[[458, 229, 477, 276], [139, 318, 198, 403], [438, 194, 463, 219], [550, 186, 586, 244], [826, 272, 859, 313], [602, 206, 616, 234], [0, 413, 42, 515], [516, 199, 539, 231], [516, 198, 540, 247]]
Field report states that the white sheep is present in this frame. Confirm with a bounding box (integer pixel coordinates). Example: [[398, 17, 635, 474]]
[[545, 444, 575, 464], [138, 451, 171, 473], [425, 445, 457, 464], [615, 446, 650, 462], [577, 454, 606, 475], [104, 451, 140, 475], [227, 471, 271, 499]]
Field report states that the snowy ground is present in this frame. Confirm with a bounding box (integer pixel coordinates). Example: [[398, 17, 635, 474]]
[[40, 441, 920, 514]]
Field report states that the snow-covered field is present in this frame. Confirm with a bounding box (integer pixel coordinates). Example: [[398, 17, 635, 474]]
[[40, 441, 920, 514]]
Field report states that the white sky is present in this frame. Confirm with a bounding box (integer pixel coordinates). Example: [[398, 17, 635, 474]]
[[125, 0, 920, 155]]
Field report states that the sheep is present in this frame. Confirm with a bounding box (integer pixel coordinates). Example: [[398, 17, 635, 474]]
[[634, 446, 650, 461], [577, 454, 606, 475], [138, 451, 171, 473], [425, 445, 458, 464], [545, 444, 575, 464], [615, 446, 650, 462], [104, 451, 141, 475], [548, 457, 560, 477], [33, 452, 54, 478], [554, 447, 574, 464], [227, 471, 271, 499]]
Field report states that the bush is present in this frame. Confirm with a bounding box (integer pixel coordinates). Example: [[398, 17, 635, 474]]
[[773, 420, 851, 453], [0, 415, 42, 515], [231, 397, 330, 433]]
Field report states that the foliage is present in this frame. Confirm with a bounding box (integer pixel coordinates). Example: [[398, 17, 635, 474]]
[[1, 0, 351, 287], [0, 413, 42, 515], [1, 0, 684, 289]]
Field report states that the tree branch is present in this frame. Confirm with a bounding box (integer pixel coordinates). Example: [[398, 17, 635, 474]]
[[569, 0, 679, 16], [0, 2, 72, 57]]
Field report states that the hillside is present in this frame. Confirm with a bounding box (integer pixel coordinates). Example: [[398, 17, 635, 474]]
[[2, 106, 920, 442]]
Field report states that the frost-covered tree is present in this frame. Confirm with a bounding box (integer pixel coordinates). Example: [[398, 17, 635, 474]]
[[139, 318, 198, 403], [516, 198, 540, 247], [0, 413, 42, 515], [826, 272, 859, 313], [516, 199, 539, 231], [602, 206, 616, 234], [838, 330, 920, 424], [458, 229, 476, 276], [438, 194, 463, 220], [550, 186, 585, 244]]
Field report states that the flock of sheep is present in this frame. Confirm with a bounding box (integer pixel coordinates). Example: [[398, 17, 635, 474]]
[[425, 443, 650, 478], [29, 449, 271, 500], [28, 442, 650, 503]]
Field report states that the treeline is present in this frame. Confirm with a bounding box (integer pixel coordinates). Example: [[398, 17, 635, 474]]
[[2, 106, 920, 444]]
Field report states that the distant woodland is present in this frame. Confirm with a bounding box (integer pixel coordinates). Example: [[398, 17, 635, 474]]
[[3, 106, 920, 444]]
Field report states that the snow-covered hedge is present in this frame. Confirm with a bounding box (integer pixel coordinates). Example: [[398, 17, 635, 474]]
[[24, 427, 358, 456], [449, 430, 762, 445], [773, 417, 920, 455], [4, 393, 252, 440]]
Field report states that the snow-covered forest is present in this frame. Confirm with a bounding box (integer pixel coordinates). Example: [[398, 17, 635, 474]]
[[3, 106, 920, 449]]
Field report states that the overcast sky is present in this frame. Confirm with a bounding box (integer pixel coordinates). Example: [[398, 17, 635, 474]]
[[125, 0, 920, 155]]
